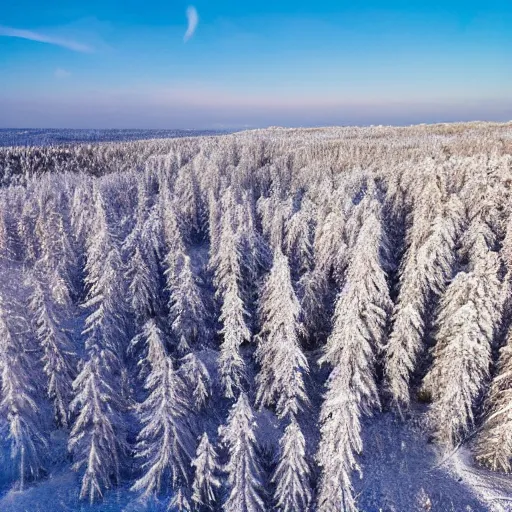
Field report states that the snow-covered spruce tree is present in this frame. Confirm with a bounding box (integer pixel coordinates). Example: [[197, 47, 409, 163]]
[[273, 418, 312, 512], [178, 352, 211, 411], [207, 189, 222, 262], [81, 190, 130, 355], [68, 190, 130, 503], [502, 216, 512, 274], [161, 193, 187, 266], [461, 171, 508, 244], [68, 341, 128, 503], [35, 189, 79, 301], [0, 293, 48, 490], [316, 202, 392, 512], [212, 210, 251, 398], [17, 195, 39, 265], [312, 196, 349, 284], [70, 179, 94, 254], [385, 188, 464, 412], [343, 180, 380, 253], [83, 244, 129, 354], [459, 217, 497, 266], [126, 245, 159, 324], [423, 245, 503, 447], [475, 327, 512, 472], [284, 199, 315, 281], [174, 164, 204, 242], [297, 266, 331, 347], [131, 319, 194, 497], [162, 202, 209, 353], [28, 277, 76, 428], [301, 185, 356, 340], [169, 487, 192, 512], [191, 433, 221, 510], [124, 176, 163, 295], [167, 250, 207, 354], [257, 195, 292, 253], [0, 196, 13, 259], [217, 274, 251, 398], [320, 198, 392, 368], [219, 393, 265, 512], [237, 191, 270, 286], [255, 249, 309, 418]]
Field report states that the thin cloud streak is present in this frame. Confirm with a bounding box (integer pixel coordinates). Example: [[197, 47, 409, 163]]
[[0, 25, 93, 52], [55, 68, 71, 78], [184, 6, 198, 42]]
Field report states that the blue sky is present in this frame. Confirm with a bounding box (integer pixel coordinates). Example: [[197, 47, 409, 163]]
[[0, 0, 511, 128]]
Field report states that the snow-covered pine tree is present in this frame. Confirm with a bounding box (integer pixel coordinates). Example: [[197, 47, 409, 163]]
[[461, 171, 508, 245], [320, 197, 392, 368], [343, 180, 380, 252], [0, 292, 48, 490], [237, 191, 270, 286], [174, 164, 204, 242], [219, 393, 265, 512], [68, 189, 130, 503], [68, 341, 128, 503], [257, 195, 292, 253], [70, 179, 94, 256], [385, 186, 464, 412], [179, 352, 211, 411], [475, 327, 512, 472], [126, 244, 159, 324], [35, 188, 79, 301], [210, 189, 242, 296], [131, 319, 194, 497], [167, 250, 207, 354], [312, 195, 349, 285], [83, 244, 129, 354], [191, 433, 221, 510], [169, 486, 192, 512], [212, 210, 251, 398], [284, 199, 315, 281], [302, 184, 355, 339], [273, 418, 312, 512], [255, 249, 309, 418], [297, 266, 331, 348], [316, 200, 392, 512], [423, 243, 503, 447], [17, 195, 39, 265], [28, 277, 76, 428], [207, 188, 222, 262], [161, 194, 187, 270], [0, 196, 13, 260], [82, 190, 130, 355], [217, 277, 251, 398], [162, 202, 209, 353]]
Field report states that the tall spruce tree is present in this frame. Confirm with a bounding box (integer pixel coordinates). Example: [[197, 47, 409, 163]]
[[255, 249, 309, 418], [317, 200, 391, 512], [191, 433, 221, 510], [219, 393, 265, 512], [131, 319, 194, 497]]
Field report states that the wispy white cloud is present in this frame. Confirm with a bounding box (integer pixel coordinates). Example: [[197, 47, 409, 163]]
[[0, 25, 93, 53], [184, 6, 198, 42], [55, 68, 71, 78]]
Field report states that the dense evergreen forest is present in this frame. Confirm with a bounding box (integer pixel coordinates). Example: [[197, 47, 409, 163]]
[[1, 122, 512, 511]]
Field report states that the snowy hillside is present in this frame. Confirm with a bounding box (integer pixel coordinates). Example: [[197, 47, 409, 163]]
[[1, 122, 512, 511]]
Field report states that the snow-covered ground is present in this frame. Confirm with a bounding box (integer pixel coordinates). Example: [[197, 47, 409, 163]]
[[2, 410, 512, 511]]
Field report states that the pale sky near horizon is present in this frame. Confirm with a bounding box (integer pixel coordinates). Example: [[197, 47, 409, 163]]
[[0, 0, 511, 128]]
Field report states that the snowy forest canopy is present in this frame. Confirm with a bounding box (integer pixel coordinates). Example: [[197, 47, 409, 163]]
[[1, 122, 512, 511]]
